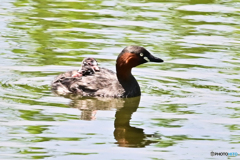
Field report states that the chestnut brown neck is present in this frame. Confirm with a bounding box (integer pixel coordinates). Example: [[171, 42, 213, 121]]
[[116, 52, 135, 81], [115, 53, 141, 97]]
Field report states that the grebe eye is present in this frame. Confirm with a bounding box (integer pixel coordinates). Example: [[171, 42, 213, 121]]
[[140, 53, 144, 57]]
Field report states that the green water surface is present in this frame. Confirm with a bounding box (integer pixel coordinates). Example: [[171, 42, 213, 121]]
[[0, 0, 240, 159]]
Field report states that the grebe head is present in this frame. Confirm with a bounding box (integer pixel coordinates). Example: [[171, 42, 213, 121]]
[[116, 46, 164, 69], [78, 57, 100, 73]]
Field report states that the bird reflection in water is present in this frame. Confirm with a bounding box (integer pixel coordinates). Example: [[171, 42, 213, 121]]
[[67, 96, 161, 147]]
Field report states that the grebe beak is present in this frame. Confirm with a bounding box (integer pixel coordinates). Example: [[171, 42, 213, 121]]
[[146, 53, 164, 63]]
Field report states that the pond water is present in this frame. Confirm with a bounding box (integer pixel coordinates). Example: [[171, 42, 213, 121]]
[[0, 0, 240, 159]]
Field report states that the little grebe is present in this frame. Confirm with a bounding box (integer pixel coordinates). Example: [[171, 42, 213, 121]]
[[72, 57, 100, 77], [51, 46, 163, 98]]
